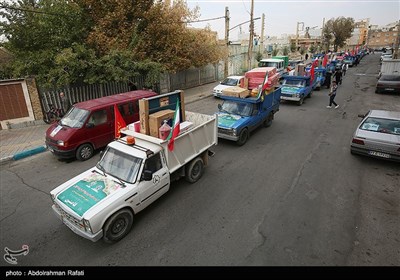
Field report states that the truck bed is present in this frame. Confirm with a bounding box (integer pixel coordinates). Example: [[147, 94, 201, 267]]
[[123, 111, 217, 173]]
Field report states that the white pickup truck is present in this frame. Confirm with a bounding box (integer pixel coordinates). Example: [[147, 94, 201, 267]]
[[50, 111, 217, 243]]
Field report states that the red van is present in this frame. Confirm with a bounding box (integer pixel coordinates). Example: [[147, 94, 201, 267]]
[[45, 90, 157, 161]]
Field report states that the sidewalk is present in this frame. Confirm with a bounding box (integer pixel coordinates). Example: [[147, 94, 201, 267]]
[[0, 82, 218, 164]]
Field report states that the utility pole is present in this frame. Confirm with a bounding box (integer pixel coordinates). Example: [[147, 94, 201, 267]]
[[259, 13, 265, 54], [296, 22, 304, 50], [393, 20, 400, 59], [247, 0, 254, 70], [224, 7, 230, 77]]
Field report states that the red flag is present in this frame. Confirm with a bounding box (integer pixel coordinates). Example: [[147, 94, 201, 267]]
[[114, 104, 126, 138], [310, 59, 318, 83], [322, 54, 328, 67], [167, 100, 180, 151]]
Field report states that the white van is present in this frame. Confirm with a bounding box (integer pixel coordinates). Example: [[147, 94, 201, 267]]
[[258, 58, 285, 77]]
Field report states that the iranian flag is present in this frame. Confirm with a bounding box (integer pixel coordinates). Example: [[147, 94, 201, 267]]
[[167, 100, 180, 151], [114, 104, 126, 138]]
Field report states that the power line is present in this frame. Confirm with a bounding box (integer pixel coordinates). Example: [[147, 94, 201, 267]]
[[185, 16, 226, 24], [0, 5, 69, 17]]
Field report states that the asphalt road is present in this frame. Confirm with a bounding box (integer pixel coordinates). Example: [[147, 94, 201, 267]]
[[0, 53, 398, 267]]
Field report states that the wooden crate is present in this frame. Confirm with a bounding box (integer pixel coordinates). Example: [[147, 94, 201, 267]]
[[149, 109, 175, 138]]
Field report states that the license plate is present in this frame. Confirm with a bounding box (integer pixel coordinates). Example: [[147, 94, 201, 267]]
[[368, 151, 390, 158], [385, 88, 394, 91]]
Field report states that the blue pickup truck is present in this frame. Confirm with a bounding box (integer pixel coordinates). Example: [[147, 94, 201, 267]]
[[280, 76, 313, 105], [305, 66, 326, 91], [217, 87, 281, 146]]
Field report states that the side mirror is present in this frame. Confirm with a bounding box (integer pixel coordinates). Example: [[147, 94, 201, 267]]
[[218, 104, 222, 110], [99, 150, 104, 159], [357, 114, 365, 118], [142, 170, 153, 181], [86, 122, 95, 128]]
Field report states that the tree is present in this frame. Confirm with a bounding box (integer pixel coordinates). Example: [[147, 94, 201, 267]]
[[309, 44, 316, 54], [133, 1, 223, 72], [0, 0, 90, 84], [290, 42, 296, 53], [272, 46, 279, 56], [282, 46, 289, 56], [322, 17, 354, 52], [255, 52, 263, 62]]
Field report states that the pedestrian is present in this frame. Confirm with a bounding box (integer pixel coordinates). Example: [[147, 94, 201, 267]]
[[59, 92, 71, 115], [325, 70, 332, 89], [342, 63, 348, 76], [327, 81, 339, 109], [335, 69, 343, 85]]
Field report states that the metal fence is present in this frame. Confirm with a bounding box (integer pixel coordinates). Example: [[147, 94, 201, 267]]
[[39, 64, 218, 113]]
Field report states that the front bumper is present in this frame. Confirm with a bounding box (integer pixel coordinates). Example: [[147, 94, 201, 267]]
[[218, 133, 239, 141], [46, 142, 76, 159], [52, 204, 103, 242], [281, 95, 301, 101]]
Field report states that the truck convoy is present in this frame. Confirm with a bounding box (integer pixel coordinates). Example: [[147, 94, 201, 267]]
[[50, 91, 218, 243]]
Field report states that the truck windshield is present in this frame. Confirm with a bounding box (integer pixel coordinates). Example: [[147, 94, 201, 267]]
[[221, 101, 253, 117], [258, 61, 277, 68], [97, 147, 142, 183], [282, 79, 305, 87], [60, 107, 89, 128]]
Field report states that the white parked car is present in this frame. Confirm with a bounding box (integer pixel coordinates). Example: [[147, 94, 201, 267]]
[[213, 75, 244, 97], [351, 110, 400, 162]]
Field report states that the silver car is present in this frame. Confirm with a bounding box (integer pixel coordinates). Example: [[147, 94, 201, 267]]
[[351, 110, 400, 162]]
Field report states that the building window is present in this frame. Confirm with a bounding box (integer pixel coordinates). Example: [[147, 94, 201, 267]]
[[394, 33, 397, 36]]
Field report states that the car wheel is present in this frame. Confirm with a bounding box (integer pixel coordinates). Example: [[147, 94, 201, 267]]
[[76, 143, 94, 161], [185, 157, 204, 183], [103, 209, 134, 243], [236, 128, 249, 146], [297, 97, 304, 106], [263, 113, 273, 127]]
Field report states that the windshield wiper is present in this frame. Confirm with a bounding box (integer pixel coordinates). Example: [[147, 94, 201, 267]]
[[95, 164, 107, 177], [112, 177, 126, 188]]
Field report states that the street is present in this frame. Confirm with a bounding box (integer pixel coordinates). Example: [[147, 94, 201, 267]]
[[0, 54, 399, 266]]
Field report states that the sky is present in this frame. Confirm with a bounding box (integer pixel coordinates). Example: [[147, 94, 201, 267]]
[[186, 0, 400, 40]]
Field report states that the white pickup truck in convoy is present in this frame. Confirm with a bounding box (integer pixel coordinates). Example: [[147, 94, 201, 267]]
[[50, 111, 217, 243]]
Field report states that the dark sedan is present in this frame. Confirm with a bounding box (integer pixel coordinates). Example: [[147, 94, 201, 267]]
[[351, 110, 400, 162], [375, 74, 400, 94]]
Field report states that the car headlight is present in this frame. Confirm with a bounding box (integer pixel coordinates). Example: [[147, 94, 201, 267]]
[[83, 219, 92, 233], [296, 94, 300, 97], [232, 128, 237, 136], [57, 140, 65, 146]]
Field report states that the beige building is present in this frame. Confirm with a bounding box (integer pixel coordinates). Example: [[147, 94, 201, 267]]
[[367, 21, 400, 50]]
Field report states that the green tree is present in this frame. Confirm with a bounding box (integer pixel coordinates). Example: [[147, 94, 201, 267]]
[[309, 44, 316, 54], [322, 17, 354, 52], [282, 46, 289, 56], [0, 0, 90, 84], [255, 52, 263, 62], [290, 42, 296, 53], [272, 46, 279, 56]]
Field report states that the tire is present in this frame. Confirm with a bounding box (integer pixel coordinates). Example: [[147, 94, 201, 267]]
[[185, 157, 204, 183], [297, 97, 304, 106], [236, 128, 249, 146], [103, 209, 134, 243], [308, 90, 313, 98], [263, 113, 273, 127], [76, 143, 94, 161]]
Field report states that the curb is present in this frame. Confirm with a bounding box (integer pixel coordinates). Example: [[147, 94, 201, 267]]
[[186, 93, 213, 105], [1, 145, 47, 164]]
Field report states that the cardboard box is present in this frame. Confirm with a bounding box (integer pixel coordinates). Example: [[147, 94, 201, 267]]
[[138, 90, 186, 135], [222, 86, 249, 98], [149, 109, 175, 138]]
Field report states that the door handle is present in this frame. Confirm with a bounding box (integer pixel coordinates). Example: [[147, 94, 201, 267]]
[[162, 173, 167, 176]]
